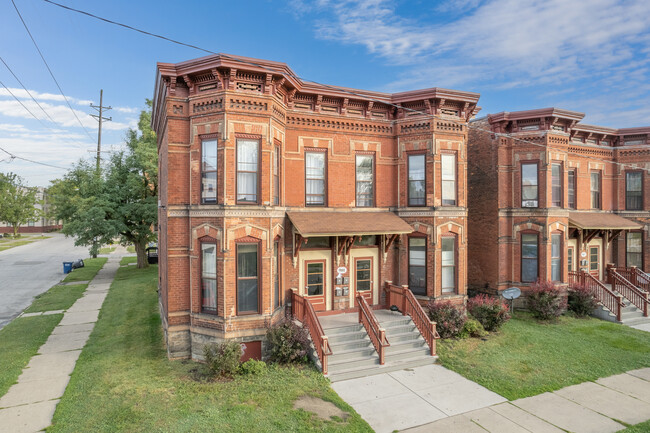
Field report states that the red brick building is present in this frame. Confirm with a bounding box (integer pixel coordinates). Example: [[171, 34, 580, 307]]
[[152, 54, 479, 360], [468, 108, 649, 299]]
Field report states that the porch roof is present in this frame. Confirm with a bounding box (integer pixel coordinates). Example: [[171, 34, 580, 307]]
[[287, 211, 413, 237], [568, 212, 642, 230]]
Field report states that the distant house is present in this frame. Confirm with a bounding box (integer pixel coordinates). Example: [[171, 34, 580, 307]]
[[151, 53, 480, 365], [0, 186, 61, 234]]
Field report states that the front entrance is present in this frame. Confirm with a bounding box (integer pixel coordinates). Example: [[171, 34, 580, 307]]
[[589, 245, 600, 279], [349, 248, 379, 306]]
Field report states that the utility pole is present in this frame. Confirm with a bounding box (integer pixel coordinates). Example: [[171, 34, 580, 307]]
[[89, 89, 112, 172]]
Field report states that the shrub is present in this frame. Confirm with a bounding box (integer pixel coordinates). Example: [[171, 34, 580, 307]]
[[467, 294, 511, 332], [459, 318, 488, 339], [568, 283, 598, 317], [427, 300, 466, 339], [527, 280, 567, 321], [203, 340, 242, 377], [266, 318, 310, 364], [239, 359, 267, 375]]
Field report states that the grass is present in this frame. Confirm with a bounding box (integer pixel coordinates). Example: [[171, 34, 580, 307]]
[[126, 245, 136, 253], [438, 312, 650, 400], [24, 284, 88, 313], [98, 246, 116, 254], [0, 234, 51, 252], [49, 264, 371, 433], [620, 420, 650, 432], [62, 257, 107, 282], [0, 314, 63, 398], [120, 256, 137, 266]]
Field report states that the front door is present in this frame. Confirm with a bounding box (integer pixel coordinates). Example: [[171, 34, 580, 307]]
[[305, 260, 327, 311], [353, 257, 374, 304], [589, 246, 600, 279]]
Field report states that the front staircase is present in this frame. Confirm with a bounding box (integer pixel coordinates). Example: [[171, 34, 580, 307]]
[[320, 310, 436, 382]]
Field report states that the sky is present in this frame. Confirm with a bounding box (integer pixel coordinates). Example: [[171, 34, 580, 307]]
[[1, 0, 649, 186]]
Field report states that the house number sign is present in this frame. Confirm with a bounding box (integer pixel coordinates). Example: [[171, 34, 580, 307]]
[[336, 266, 347, 279]]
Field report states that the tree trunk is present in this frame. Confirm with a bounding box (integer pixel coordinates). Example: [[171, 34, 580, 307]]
[[12, 224, 19, 238], [134, 240, 149, 269]]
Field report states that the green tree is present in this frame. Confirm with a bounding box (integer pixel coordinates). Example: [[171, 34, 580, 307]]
[[0, 172, 40, 237], [50, 101, 158, 267]]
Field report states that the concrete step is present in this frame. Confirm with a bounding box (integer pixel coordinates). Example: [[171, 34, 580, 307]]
[[380, 317, 413, 328], [387, 337, 427, 352], [385, 330, 422, 343], [623, 316, 650, 326], [328, 346, 376, 362], [326, 354, 438, 382], [383, 323, 417, 335], [321, 323, 363, 336], [385, 346, 431, 362], [328, 354, 380, 373], [329, 337, 373, 352], [327, 330, 368, 344]]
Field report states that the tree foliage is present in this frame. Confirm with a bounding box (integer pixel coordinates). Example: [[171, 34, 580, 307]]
[[50, 100, 157, 267], [0, 172, 40, 236]]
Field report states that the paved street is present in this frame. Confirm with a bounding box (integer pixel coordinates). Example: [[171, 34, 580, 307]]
[[0, 233, 88, 330]]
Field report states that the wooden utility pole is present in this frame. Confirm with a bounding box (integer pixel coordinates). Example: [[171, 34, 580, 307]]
[[89, 89, 112, 171]]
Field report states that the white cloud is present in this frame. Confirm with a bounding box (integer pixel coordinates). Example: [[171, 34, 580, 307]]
[[114, 106, 139, 114]]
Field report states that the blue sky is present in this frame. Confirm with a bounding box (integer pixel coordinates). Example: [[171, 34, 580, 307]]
[[1, 0, 649, 186]]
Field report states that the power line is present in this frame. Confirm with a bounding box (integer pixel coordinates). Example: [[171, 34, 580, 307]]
[[0, 77, 50, 129], [40, 0, 650, 174], [0, 146, 69, 170], [11, 0, 95, 142], [0, 56, 58, 125]]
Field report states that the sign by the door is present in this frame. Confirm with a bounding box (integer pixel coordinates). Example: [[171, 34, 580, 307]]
[[336, 266, 347, 279]]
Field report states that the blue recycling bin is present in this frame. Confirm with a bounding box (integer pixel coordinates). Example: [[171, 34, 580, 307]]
[[63, 262, 73, 274]]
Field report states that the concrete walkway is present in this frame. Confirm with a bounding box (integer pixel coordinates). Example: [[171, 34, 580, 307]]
[[403, 368, 650, 433], [0, 254, 121, 433]]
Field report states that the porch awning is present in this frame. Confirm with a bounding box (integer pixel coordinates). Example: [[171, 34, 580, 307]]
[[568, 212, 641, 230], [287, 211, 413, 237]]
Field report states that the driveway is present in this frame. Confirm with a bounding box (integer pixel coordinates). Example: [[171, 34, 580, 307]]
[[0, 233, 88, 330]]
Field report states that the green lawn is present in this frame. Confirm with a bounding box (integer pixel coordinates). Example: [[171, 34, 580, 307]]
[[49, 264, 371, 432], [126, 245, 136, 253], [24, 284, 88, 313], [98, 246, 116, 254], [438, 312, 650, 400], [0, 234, 51, 252], [0, 315, 63, 398], [120, 256, 137, 266], [621, 420, 650, 432], [62, 257, 107, 282]]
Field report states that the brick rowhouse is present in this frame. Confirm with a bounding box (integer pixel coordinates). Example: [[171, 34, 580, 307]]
[[468, 108, 650, 304], [151, 54, 480, 360]]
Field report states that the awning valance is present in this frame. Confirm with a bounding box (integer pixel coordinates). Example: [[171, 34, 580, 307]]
[[287, 211, 413, 237], [568, 212, 642, 230]]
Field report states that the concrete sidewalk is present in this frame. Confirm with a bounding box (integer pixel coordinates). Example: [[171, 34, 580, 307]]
[[0, 255, 121, 433], [403, 368, 650, 433]]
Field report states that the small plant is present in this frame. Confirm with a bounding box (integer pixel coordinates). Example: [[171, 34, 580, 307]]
[[568, 283, 597, 317], [239, 359, 267, 375], [426, 300, 466, 339], [459, 318, 488, 338], [467, 294, 511, 332], [266, 317, 310, 364], [203, 340, 242, 377], [527, 280, 567, 321]]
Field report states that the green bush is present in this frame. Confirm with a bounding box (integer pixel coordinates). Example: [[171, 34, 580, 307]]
[[239, 359, 267, 375], [266, 318, 310, 364], [527, 280, 567, 321], [203, 341, 242, 377], [459, 318, 488, 338], [426, 300, 466, 339], [467, 294, 511, 332], [568, 283, 598, 317]]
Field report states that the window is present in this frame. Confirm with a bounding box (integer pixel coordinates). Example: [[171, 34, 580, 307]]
[[305, 151, 326, 206], [591, 171, 601, 209], [551, 164, 562, 207], [408, 237, 426, 296], [567, 247, 574, 272], [521, 233, 538, 282], [273, 146, 280, 206], [28, 220, 35, 227], [441, 153, 456, 206], [441, 237, 456, 293], [237, 139, 259, 204], [568, 170, 576, 209], [356, 154, 374, 207], [201, 242, 217, 313], [356, 259, 371, 291], [237, 243, 258, 314], [353, 235, 377, 247], [521, 163, 538, 207], [306, 262, 324, 296], [201, 139, 218, 203], [551, 234, 561, 281], [408, 154, 426, 206], [274, 241, 281, 309], [590, 247, 599, 271], [626, 172, 643, 210], [304, 237, 330, 248], [627, 232, 643, 268]]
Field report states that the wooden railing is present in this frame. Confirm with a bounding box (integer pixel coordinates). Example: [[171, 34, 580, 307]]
[[619, 267, 650, 293], [570, 270, 624, 322], [385, 283, 440, 356], [356, 294, 389, 364], [291, 290, 333, 374], [608, 267, 649, 317]]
